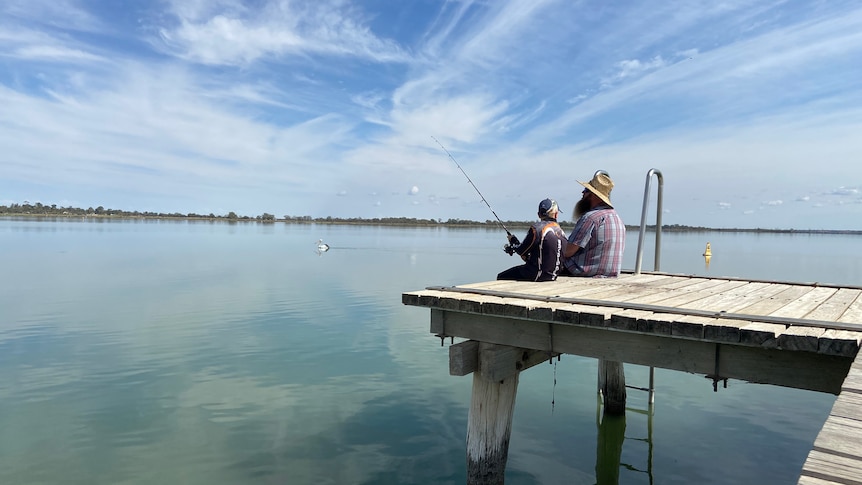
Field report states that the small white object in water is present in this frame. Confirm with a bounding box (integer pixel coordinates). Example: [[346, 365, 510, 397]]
[[316, 239, 330, 252]]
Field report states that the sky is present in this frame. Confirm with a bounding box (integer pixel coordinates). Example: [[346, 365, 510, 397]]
[[1, 0, 861, 230]]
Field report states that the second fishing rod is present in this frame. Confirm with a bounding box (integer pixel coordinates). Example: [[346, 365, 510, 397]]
[[431, 136, 520, 255]]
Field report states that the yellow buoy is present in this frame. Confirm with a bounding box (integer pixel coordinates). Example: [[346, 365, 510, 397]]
[[703, 242, 712, 257]]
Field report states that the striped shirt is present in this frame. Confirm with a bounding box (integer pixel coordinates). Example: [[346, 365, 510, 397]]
[[563, 206, 625, 277]]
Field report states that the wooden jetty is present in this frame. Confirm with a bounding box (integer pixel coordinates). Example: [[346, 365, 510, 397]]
[[402, 271, 862, 485]]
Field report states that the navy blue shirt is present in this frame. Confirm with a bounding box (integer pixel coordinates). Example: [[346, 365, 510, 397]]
[[514, 218, 566, 281]]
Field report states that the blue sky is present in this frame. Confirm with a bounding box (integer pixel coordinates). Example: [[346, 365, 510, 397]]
[[2, 0, 861, 229]]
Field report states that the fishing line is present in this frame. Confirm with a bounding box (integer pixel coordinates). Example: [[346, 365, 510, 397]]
[[431, 136, 513, 238]]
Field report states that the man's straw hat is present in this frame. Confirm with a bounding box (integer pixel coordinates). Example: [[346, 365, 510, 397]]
[[579, 173, 614, 207]]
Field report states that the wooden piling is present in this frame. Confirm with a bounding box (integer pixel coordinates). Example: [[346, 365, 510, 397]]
[[598, 359, 627, 415], [466, 366, 519, 484]]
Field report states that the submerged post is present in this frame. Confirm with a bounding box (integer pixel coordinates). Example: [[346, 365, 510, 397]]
[[467, 373, 519, 484], [466, 343, 521, 485], [598, 359, 627, 415]]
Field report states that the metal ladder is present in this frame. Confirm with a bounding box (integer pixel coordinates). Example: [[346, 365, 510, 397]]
[[631, 168, 664, 404]]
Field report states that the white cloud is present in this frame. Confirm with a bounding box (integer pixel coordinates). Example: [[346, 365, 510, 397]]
[[763, 200, 783, 206], [609, 56, 667, 82], [826, 187, 859, 196], [2, 0, 862, 230], [157, 0, 409, 66]]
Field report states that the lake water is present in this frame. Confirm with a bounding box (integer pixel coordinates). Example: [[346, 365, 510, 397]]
[[2, 218, 860, 484]]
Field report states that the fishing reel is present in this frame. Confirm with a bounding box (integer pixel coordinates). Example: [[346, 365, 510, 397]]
[[502, 234, 519, 256], [503, 243, 517, 256]]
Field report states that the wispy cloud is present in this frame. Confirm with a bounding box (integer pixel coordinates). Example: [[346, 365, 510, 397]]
[[157, 0, 410, 65], [1, 0, 861, 228]]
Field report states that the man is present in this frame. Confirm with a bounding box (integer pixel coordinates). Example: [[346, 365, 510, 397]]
[[561, 173, 625, 277], [497, 198, 566, 282]]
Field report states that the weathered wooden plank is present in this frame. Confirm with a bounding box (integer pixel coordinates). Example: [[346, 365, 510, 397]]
[[405, 289, 484, 313], [829, 391, 862, 421], [402, 289, 442, 307], [799, 449, 862, 484], [609, 309, 653, 332], [818, 329, 862, 357], [572, 274, 693, 303], [672, 314, 713, 339], [617, 277, 716, 306], [838, 292, 862, 325], [798, 474, 845, 485], [431, 310, 852, 393], [456, 280, 524, 291], [842, 370, 862, 393], [637, 312, 678, 335], [552, 304, 611, 327], [735, 285, 814, 316], [450, 340, 479, 376], [739, 321, 784, 347], [771, 287, 838, 319], [703, 317, 748, 343], [478, 343, 557, 381], [770, 287, 837, 318], [627, 279, 747, 307], [806, 288, 862, 322], [665, 280, 751, 311], [779, 326, 826, 353], [812, 415, 862, 456], [720, 344, 851, 394], [680, 282, 786, 313]]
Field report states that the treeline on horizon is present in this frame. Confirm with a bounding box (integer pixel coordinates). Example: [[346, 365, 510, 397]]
[[2, 202, 860, 235]]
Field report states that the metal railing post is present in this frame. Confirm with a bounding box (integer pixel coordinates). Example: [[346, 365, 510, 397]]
[[634, 169, 664, 275], [633, 168, 663, 406]]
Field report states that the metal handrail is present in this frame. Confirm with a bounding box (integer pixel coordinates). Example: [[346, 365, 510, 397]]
[[633, 168, 663, 405], [634, 169, 664, 274]]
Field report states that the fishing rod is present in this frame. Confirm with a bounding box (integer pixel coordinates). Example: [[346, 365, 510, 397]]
[[431, 136, 513, 239]]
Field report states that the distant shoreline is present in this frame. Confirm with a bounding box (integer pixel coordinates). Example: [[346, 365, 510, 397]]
[[2, 208, 860, 235]]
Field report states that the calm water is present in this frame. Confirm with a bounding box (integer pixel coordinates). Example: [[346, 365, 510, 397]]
[[2, 218, 860, 484]]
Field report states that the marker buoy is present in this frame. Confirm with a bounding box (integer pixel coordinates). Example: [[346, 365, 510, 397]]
[[703, 242, 712, 257]]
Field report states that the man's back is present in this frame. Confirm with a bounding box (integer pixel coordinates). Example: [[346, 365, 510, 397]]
[[564, 207, 625, 277]]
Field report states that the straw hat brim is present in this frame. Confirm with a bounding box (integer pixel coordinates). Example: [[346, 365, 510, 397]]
[[578, 180, 613, 207]]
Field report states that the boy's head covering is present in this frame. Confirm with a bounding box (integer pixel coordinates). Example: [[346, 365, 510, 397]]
[[579, 173, 614, 207], [538, 198, 558, 216]]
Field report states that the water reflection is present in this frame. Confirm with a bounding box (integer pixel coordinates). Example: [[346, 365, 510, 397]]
[[595, 402, 654, 484], [596, 412, 626, 484], [0, 220, 851, 484]]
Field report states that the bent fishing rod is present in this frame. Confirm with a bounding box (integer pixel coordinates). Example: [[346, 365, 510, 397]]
[[431, 136, 513, 239]]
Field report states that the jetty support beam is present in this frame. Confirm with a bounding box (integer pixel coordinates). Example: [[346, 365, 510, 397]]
[[449, 340, 559, 378], [450, 341, 553, 484], [598, 359, 627, 415], [467, 368, 518, 485]]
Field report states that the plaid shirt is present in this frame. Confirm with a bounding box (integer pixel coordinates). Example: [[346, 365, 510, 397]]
[[564, 206, 625, 277]]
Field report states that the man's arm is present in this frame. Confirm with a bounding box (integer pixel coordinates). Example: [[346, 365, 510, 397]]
[[516, 227, 537, 260], [562, 239, 580, 258], [564, 216, 592, 258]]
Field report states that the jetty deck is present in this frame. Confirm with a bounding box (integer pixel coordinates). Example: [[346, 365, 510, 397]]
[[402, 271, 862, 484]]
